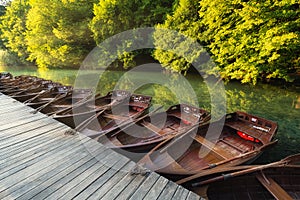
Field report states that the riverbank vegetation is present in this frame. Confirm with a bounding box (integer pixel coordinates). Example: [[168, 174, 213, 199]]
[[0, 0, 299, 84]]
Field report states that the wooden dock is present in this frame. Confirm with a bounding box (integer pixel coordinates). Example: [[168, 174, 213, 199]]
[[0, 94, 203, 200]]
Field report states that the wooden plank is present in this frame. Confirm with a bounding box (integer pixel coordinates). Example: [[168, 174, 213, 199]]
[[0, 116, 63, 138], [105, 172, 147, 200], [0, 135, 90, 182], [0, 126, 68, 158], [84, 161, 135, 200], [44, 158, 124, 200], [171, 186, 189, 200], [0, 135, 90, 183], [0, 111, 41, 126], [143, 176, 169, 199], [0, 113, 47, 132], [92, 164, 139, 200], [156, 181, 179, 200], [30, 150, 116, 200], [0, 106, 30, 116], [60, 157, 132, 200], [0, 139, 105, 200], [128, 173, 160, 200], [0, 121, 65, 150], [0, 116, 55, 136], [0, 128, 70, 170], [186, 191, 203, 200], [0, 126, 68, 166], [14, 146, 109, 200]]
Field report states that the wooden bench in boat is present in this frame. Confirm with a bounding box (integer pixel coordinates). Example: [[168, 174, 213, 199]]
[[192, 135, 231, 160], [103, 113, 129, 121], [141, 121, 162, 135]]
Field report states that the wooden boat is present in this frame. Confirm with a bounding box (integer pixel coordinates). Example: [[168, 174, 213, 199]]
[[8, 81, 60, 102], [97, 104, 210, 153], [0, 77, 44, 93], [193, 154, 300, 200], [52, 90, 131, 128], [138, 111, 278, 178], [0, 75, 39, 88], [34, 88, 93, 115], [77, 93, 152, 138], [25, 85, 72, 109]]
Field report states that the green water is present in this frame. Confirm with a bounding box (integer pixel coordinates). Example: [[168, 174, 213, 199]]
[[1, 65, 300, 163]]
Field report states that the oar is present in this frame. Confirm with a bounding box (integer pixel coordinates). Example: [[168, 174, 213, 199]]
[[31, 91, 70, 114], [74, 99, 120, 132], [9, 85, 37, 96], [176, 139, 279, 185], [24, 89, 50, 104], [190, 153, 300, 187], [48, 93, 94, 116]]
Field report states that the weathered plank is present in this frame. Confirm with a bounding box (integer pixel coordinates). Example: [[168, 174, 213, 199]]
[[30, 150, 116, 200], [14, 146, 109, 200], [143, 176, 169, 199], [1, 139, 105, 200], [156, 181, 179, 200], [128, 173, 160, 200], [98, 173, 147, 200], [59, 157, 132, 199], [83, 161, 135, 200], [172, 186, 190, 200]]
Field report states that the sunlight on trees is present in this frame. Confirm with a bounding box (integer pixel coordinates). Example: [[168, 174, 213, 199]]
[[0, 0, 298, 84]]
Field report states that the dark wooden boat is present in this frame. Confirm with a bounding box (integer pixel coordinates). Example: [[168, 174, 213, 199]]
[[139, 111, 278, 177], [77, 93, 152, 138], [8, 81, 60, 102], [194, 154, 300, 200], [0, 77, 44, 93], [97, 104, 210, 153], [52, 90, 131, 128], [35, 88, 93, 115], [0, 75, 39, 88], [25, 85, 72, 109]]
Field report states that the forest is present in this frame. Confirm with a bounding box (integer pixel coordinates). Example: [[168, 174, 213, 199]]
[[0, 0, 299, 84]]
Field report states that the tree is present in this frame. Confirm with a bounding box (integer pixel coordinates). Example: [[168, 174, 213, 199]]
[[26, 0, 97, 68], [199, 0, 300, 84], [0, 0, 30, 62], [152, 0, 203, 74], [154, 0, 299, 84], [90, 0, 176, 68]]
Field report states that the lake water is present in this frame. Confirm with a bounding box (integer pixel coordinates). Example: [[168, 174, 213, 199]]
[[1, 65, 299, 163]]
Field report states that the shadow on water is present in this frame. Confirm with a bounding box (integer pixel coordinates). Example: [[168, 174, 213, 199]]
[[1, 66, 299, 163]]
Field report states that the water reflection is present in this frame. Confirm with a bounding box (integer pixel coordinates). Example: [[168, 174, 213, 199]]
[[1, 66, 299, 162]]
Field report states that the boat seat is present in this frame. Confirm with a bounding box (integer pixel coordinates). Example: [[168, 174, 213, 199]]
[[39, 97, 55, 101], [141, 121, 162, 135], [104, 113, 128, 121], [193, 135, 231, 159]]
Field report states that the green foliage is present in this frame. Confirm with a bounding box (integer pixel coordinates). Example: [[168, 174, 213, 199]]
[[0, 0, 30, 63], [26, 0, 97, 68], [153, 0, 203, 74], [154, 0, 300, 84], [90, 0, 176, 68], [199, 0, 300, 84]]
